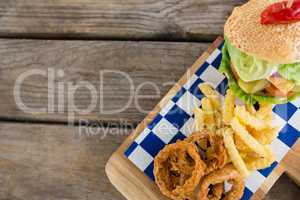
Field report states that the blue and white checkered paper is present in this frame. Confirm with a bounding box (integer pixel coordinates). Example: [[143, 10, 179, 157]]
[[125, 42, 300, 200]]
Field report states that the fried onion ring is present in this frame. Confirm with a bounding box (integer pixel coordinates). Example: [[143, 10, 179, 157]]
[[154, 141, 206, 200], [186, 130, 228, 174], [208, 183, 224, 200], [198, 164, 245, 200]]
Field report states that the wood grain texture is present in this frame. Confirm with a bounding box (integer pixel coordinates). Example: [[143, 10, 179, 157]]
[[282, 139, 300, 186], [265, 174, 300, 200], [0, 122, 130, 200], [0, 0, 245, 40], [0, 39, 209, 124]]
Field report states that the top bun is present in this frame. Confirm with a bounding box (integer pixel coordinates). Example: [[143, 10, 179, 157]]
[[224, 0, 300, 64]]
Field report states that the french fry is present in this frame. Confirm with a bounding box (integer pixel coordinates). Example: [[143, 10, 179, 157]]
[[222, 128, 250, 177], [246, 104, 256, 115], [194, 108, 205, 131], [245, 146, 275, 170], [251, 127, 279, 145], [239, 151, 249, 160], [216, 127, 226, 137], [256, 103, 273, 123], [202, 97, 216, 131], [214, 111, 223, 129], [230, 118, 266, 157], [223, 89, 235, 124], [199, 83, 221, 111], [234, 134, 253, 153], [235, 106, 266, 130], [194, 86, 277, 177]]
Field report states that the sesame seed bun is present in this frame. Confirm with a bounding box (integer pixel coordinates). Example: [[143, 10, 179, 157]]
[[224, 0, 300, 64]]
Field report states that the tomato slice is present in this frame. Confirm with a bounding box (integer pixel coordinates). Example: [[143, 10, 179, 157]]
[[261, 0, 300, 25]]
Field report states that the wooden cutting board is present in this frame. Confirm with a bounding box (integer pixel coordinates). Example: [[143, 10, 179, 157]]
[[105, 37, 300, 200]]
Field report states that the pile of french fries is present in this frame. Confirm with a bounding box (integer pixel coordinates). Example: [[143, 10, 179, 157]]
[[194, 84, 278, 177]]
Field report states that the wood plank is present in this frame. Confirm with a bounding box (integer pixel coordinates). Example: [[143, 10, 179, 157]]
[[0, 0, 245, 40], [0, 39, 209, 124], [282, 140, 300, 186], [0, 122, 129, 200], [265, 174, 300, 200]]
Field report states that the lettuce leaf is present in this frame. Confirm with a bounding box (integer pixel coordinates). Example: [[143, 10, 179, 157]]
[[226, 38, 277, 82], [220, 39, 300, 105], [278, 63, 300, 85], [220, 41, 258, 105]]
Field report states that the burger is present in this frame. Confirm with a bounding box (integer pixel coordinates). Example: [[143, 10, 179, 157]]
[[220, 0, 300, 104]]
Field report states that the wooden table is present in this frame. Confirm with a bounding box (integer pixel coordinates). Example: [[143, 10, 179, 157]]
[[0, 1, 298, 200]]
